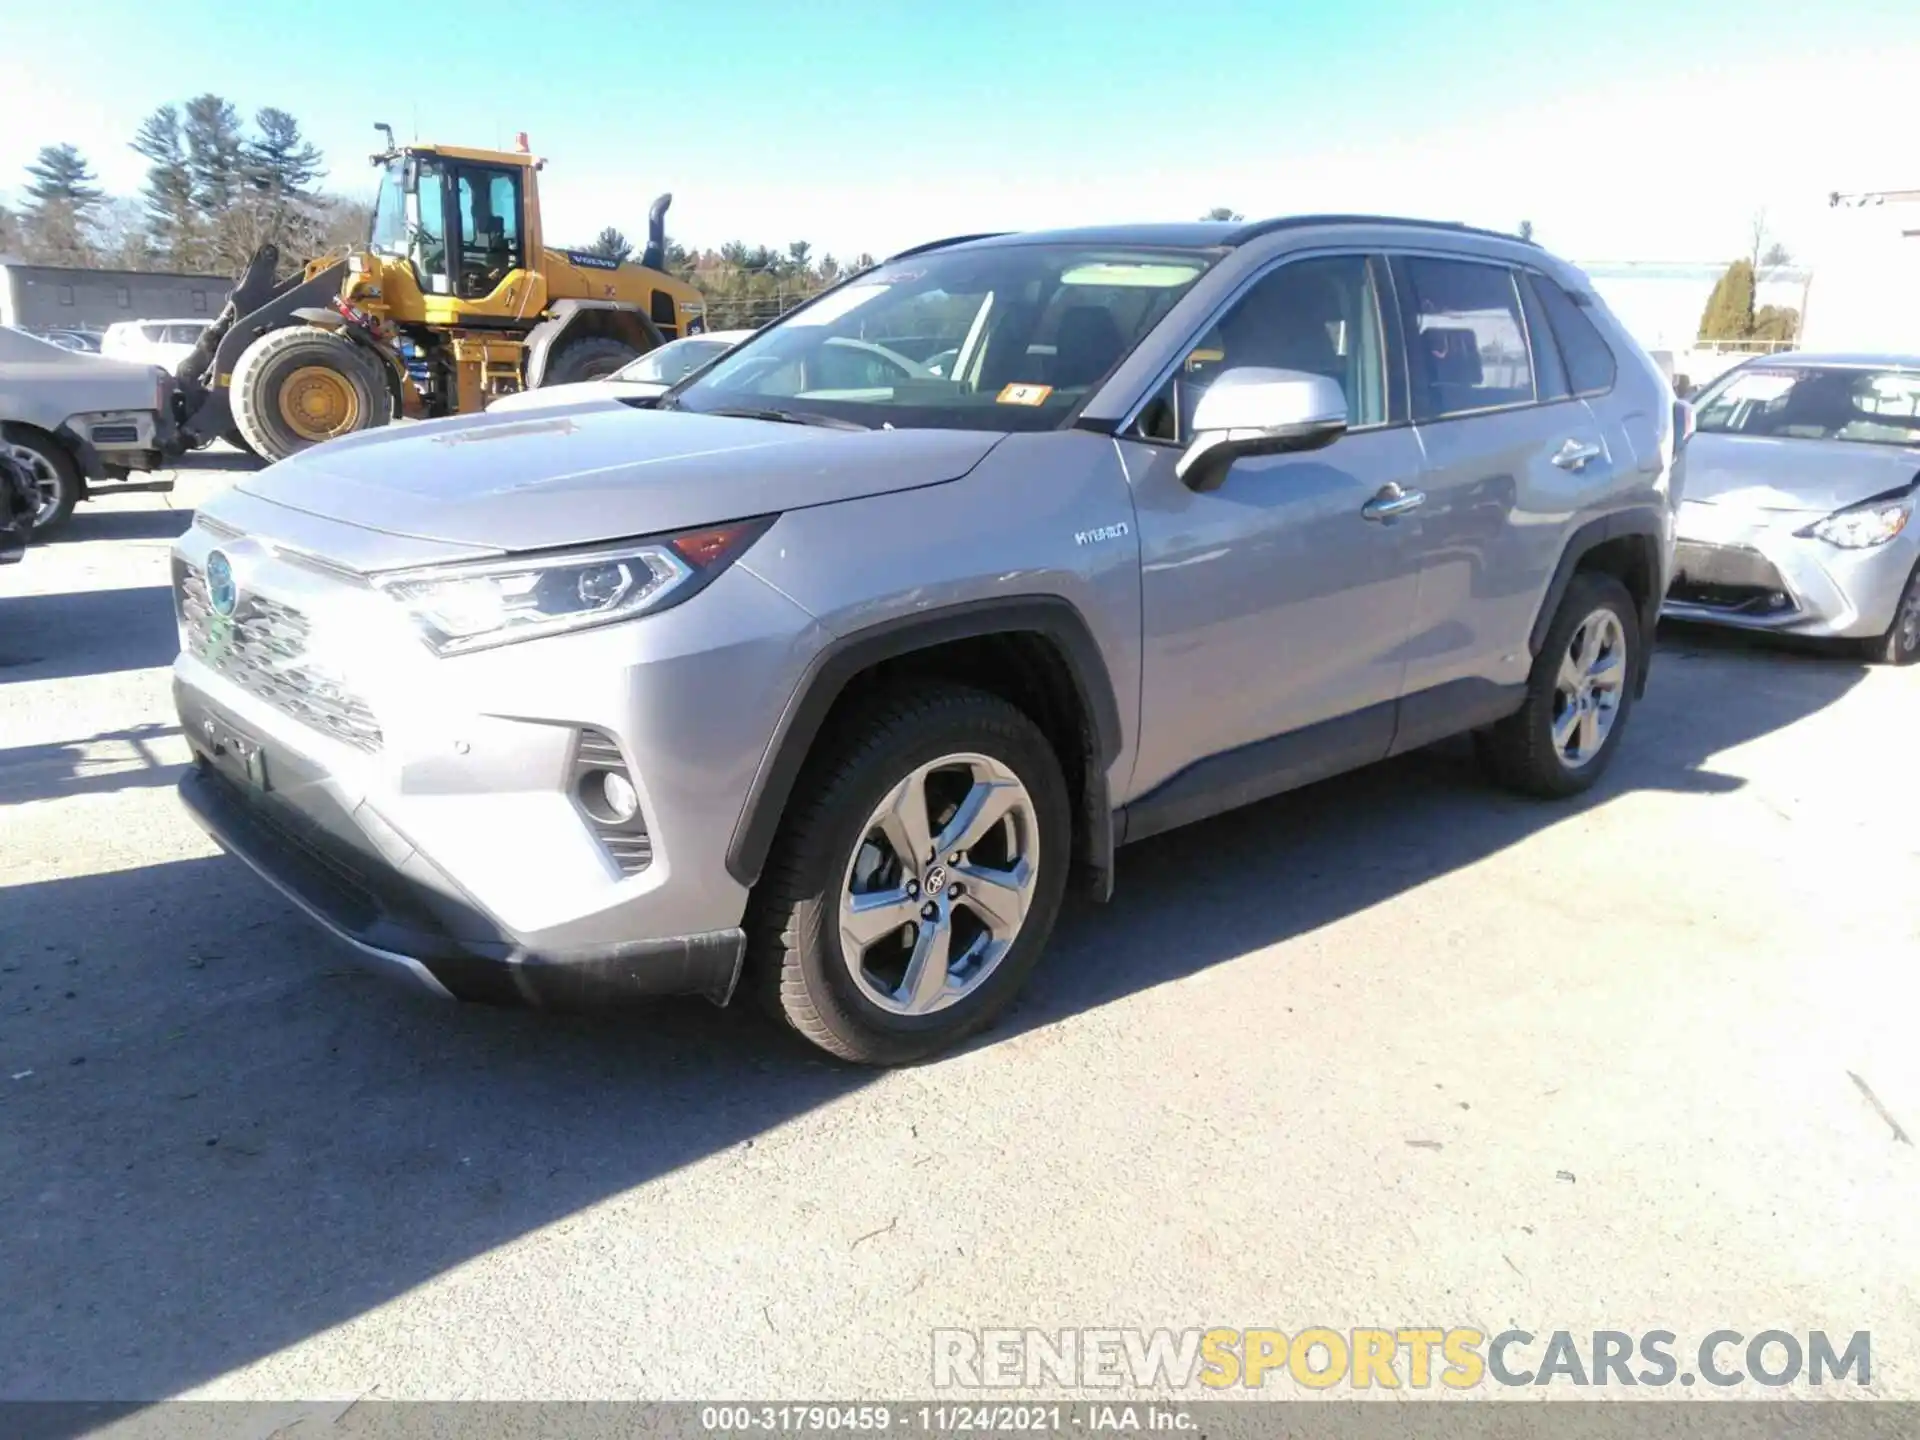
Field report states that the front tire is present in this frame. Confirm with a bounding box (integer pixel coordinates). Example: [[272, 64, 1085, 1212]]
[[1480, 571, 1640, 798], [4, 430, 80, 535], [748, 685, 1072, 1065], [1866, 562, 1920, 666], [230, 325, 390, 462]]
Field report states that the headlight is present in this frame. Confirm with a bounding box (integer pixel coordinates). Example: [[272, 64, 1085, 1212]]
[[372, 518, 771, 654], [1804, 495, 1912, 550]]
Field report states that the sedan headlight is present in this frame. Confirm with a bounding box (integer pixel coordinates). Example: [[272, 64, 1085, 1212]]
[[1803, 491, 1913, 550], [373, 518, 771, 654]]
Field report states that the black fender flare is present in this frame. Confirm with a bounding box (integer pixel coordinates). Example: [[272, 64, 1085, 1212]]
[[524, 301, 664, 389], [1529, 505, 1670, 696], [725, 596, 1125, 894]]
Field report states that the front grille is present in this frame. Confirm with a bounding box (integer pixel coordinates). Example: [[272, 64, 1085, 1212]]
[[1669, 541, 1799, 616], [176, 558, 384, 752]]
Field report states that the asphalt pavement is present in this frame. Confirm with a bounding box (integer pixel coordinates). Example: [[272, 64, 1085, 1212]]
[[2, 454, 1916, 1405]]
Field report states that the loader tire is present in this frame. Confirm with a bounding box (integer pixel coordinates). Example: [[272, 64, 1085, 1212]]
[[231, 326, 390, 463], [542, 335, 641, 387]]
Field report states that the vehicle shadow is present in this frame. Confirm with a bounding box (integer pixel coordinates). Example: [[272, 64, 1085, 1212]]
[[1018, 627, 1868, 1026], [0, 723, 185, 803], [0, 586, 176, 682], [47, 508, 195, 544], [0, 633, 1868, 1409]]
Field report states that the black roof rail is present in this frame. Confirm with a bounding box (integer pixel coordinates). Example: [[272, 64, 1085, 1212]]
[[1223, 214, 1538, 248], [882, 232, 1010, 261]]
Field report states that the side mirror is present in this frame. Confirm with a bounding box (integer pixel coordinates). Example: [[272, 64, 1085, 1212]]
[[1175, 367, 1349, 492]]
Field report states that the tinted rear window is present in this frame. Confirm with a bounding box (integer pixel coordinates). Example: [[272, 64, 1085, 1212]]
[[1532, 275, 1617, 396], [1397, 256, 1534, 420]]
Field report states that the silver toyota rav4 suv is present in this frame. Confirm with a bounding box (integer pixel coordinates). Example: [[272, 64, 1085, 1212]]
[[173, 216, 1683, 1064]]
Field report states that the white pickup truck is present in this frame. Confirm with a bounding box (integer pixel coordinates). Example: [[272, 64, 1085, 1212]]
[[0, 324, 178, 534]]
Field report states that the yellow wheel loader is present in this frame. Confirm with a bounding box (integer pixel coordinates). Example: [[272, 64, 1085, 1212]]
[[172, 128, 707, 462]]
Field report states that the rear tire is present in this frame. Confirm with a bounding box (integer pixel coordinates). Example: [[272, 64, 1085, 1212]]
[[3, 430, 80, 535], [542, 335, 641, 386], [1866, 562, 1920, 666], [231, 325, 390, 462], [747, 685, 1072, 1066], [1480, 571, 1641, 798]]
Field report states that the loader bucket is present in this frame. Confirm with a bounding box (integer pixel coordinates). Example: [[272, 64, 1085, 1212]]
[[173, 255, 352, 450]]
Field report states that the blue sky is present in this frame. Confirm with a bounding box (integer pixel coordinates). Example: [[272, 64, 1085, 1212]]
[[3, 0, 1915, 266]]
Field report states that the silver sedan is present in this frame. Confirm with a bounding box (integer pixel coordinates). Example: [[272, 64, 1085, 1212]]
[[1664, 354, 1920, 663]]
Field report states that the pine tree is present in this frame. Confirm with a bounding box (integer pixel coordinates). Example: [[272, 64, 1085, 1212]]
[[24, 144, 103, 211], [20, 144, 103, 263], [132, 105, 197, 264], [1698, 259, 1756, 342], [586, 226, 633, 262], [244, 108, 323, 197], [182, 94, 246, 219]]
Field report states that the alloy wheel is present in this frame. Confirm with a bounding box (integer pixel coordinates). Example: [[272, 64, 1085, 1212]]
[[6, 444, 63, 527], [1551, 608, 1627, 769], [1896, 578, 1920, 658], [838, 752, 1039, 1017]]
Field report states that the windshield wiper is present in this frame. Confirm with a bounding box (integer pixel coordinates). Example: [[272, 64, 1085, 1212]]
[[704, 405, 870, 431]]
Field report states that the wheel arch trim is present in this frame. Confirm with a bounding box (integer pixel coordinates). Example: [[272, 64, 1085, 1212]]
[[524, 301, 664, 389], [725, 595, 1124, 890], [1529, 505, 1670, 696]]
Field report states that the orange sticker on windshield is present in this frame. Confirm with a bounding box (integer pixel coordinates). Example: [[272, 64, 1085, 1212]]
[[997, 383, 1053, 406]]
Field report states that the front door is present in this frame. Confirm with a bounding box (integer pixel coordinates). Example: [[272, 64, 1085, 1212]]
[[1119, 252, 1428, 813]]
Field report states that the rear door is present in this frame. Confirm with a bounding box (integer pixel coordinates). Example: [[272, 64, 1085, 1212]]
[[1388, 252, 1615, 743]]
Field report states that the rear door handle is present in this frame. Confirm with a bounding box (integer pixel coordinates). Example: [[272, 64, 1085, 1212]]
[[1362, 483, 1426, 522], [1552, 439, 1605, 471]]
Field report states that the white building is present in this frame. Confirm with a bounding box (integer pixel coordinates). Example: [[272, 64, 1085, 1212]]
[[1798, 190, 1920, 353]]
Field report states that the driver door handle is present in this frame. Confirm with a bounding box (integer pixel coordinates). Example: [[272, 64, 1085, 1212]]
[[1362, 483, 1426, 522], [1552, 439, 1605, 471]]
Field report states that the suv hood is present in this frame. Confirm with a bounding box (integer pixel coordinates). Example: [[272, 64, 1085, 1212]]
[[1685, 432, 1920, 514], [237, 406, 1005, 552]]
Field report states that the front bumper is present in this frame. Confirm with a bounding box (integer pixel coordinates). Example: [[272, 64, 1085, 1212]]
[[179, 755, 744, 1006], [1661, 501, 1916, 640], [168, 494, 821, 1009]]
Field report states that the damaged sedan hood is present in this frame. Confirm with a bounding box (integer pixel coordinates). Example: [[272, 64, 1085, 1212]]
[[236, 404, 1005, 552], [1684, 432, 1920, 514]]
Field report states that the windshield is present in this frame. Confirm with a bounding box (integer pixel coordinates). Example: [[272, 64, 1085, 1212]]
[[667, 244, 1215, 431], [615, 336, 735, 384], [1695, 365, 1920, 447]]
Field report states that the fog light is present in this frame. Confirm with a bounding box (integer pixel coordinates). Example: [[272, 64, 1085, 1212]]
[[591, 768, 639, 823], [572, 726, 652, 876]]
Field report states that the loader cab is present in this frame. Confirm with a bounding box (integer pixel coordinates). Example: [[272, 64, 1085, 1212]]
[[368, 148, 534, 303]]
